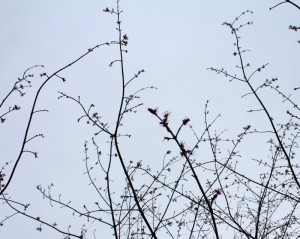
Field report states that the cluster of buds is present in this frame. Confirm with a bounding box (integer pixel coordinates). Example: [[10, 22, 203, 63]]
[[289, 25, 300, 31], [13, 105, 21, 110], [211, 189, 222, 204], [182, 117, 190, 125], [122, 34, 128, 46], [160, 111, 170, 128], [0, 171, 5, 185], [103, 7, 115, 14], [179, 142, 192, 157], [148, 108, 193, 157], [242, 125, 251, 131]]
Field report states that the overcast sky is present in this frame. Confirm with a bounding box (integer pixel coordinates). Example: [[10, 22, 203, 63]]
[[1, 1, 300, 238]]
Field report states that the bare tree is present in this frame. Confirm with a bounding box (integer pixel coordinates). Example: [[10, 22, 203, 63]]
[[1, 1, 299, 239]]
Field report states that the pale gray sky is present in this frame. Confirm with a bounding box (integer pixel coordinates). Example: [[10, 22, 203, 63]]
[[1, 1, 299, 238]]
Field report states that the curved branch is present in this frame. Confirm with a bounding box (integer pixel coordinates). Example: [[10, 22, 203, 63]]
[[0, 42, 111, 196]]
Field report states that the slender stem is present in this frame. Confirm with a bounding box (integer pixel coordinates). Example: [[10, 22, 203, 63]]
[[0, 42, 110, 196], [232, 27, 300, 190], [113, 2, 158, 238]]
